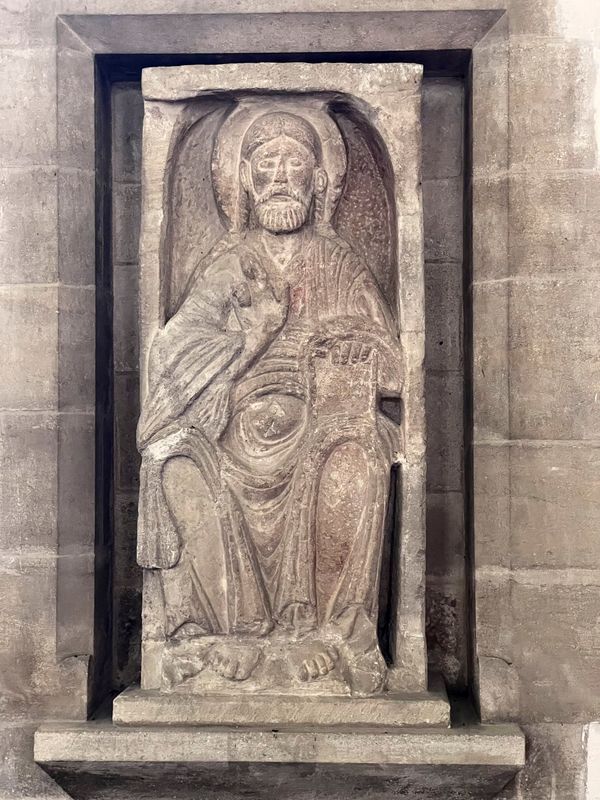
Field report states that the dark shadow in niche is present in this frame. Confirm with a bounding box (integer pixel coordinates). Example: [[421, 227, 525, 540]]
[[377, 462, 401, 665], [99, 49, 470, 711]]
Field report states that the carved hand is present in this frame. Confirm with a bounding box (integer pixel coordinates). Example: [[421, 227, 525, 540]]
[[231, 253, 290, 353], [312, 334, 374, 366]]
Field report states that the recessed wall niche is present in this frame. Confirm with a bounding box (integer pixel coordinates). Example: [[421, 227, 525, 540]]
[[110, 65, 467, 698]]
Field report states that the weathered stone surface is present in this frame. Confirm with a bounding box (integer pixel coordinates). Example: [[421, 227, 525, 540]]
[[425, 264, 463, 372], [422, 178, 463, 264], [511, 582, 600, 722], [425, 371, 463, 492], [426, 575, 468, 690], [35, 717, 525, 766], [510, 443, 600, 569], [0, 724, 69, 800], [58, 168, 95, 286], [509, 39, 598, 171], [130, 61, 426, 710], [472, 177, 509, 282], [114, 686, 450, 727], [0, 286, 57, 411], [498, 723, 587, 800], [472, 282, 509, 441], [0, 168, 58, 284], [0, 48, 56, 166], [0, 413, 58, 554], [58, 286, 95, 412], [112, 83, 144, 184], [509, 276, 600, 440], [473, 444, 510, 569], [112, 182, 142, 265], [421, 79, 463, 181], [510, 172, 600, 277], [0, 555, 88, 722], [113, 266, 139, 372]]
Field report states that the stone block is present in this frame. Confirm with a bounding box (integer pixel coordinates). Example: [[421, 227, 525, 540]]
[[57, 48, 95, 171], [510, 442, 600, 570], [0, 555, 88, 722], [472, 281, 509, 441], [113, 182, 142, 265], [510, 172, 600, 277], [509, 39, 598, 171], [425, 371, 463, 492], [478, 655, 520, 722], [0, 48, 56, 166], [498, 723, 587, 800], [511, 582, 600, 722], [0, 167, 58, 284], [475, 575, 512, 661], [507, 0, 600, 40], [112, 83, 144, 183], [422, 177, 463, 264], [426, 490, 465, 578], [57, 413, 95, 556], [58, 286, 95, 412], [0, 0, 58, 47], [509, 276, 600, 440], [113, 265, 139, 372], [56, 552, 95, 661], [471, 23, 508, 179], [473, 444, 510, 570], [0, 412, 57, 554], [425, 262, 462, 372], [114, 372, 140, 492], [114, 686, 450, 728], [0, 285, 57, 411], [421, 78, 463, 181], [0, 724, 68, 800], [58, 168, 95, 285], [472, 176, 508, 282]]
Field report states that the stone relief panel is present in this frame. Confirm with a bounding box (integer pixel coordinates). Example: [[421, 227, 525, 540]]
[[133, 63, 426, 704]]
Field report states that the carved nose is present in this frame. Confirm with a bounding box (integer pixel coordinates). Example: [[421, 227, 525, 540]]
[[274, 159, 287, 184]]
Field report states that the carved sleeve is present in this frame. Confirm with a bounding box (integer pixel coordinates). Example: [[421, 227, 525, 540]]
[[137, 268, 244, 449]]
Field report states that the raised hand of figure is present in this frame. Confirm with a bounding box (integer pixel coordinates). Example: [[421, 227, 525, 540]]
[[231, 253, 289, 336]]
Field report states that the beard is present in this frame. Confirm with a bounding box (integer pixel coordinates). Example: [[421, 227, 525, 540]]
[[252, 190, 311, 233]]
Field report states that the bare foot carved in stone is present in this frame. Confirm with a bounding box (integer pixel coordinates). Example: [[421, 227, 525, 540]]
[[298, 643, 339, 682], [206, 641, 261, 681]]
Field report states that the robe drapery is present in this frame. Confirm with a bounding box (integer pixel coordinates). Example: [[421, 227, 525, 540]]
[[137, 229, 403, 639]]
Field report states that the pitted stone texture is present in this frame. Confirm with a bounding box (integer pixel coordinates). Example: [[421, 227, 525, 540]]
[[113, 686, 450, 728]]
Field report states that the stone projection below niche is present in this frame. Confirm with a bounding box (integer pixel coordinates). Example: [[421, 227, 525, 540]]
[[114, 62, 447, 727]]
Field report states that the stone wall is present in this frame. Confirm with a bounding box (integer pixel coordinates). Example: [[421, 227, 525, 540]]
[[0, 1, 599, 798]]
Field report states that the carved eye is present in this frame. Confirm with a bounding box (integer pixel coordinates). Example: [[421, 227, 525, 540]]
[[288, 158, 303, 169], [257, 159, 276, 171]]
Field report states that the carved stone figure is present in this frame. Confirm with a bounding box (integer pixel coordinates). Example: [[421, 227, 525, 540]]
[[136, 98, 407, 698]]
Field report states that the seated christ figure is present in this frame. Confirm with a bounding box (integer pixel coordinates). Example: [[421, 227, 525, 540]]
[[136, 109, 403, 697]]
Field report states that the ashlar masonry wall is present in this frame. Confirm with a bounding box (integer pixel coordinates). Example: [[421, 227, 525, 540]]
[[0, 1, 599, 799]]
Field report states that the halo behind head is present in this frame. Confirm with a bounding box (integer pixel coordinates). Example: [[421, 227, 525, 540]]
[[241, 111, 322, 164], [212, 99, 347, 233]]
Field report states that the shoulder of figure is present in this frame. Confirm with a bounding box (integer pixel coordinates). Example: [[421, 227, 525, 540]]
[[190, 232, 247, 286]]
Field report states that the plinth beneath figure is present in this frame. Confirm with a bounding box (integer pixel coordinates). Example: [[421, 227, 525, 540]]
[[113, 685, 450, 728]]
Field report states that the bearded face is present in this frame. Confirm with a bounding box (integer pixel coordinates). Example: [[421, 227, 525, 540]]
[[245, 134, 316, 233]]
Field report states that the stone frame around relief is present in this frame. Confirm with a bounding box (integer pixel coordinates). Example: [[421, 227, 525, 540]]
[[51, 6, 510, 720]]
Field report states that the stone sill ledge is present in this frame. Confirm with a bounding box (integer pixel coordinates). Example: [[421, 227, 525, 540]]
[[34, 720, 525, 799]]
